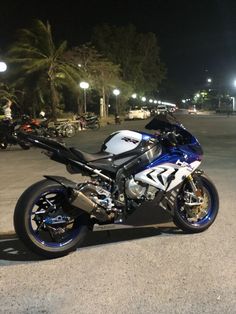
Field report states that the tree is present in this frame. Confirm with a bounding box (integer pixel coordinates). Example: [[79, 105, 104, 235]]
[[7, 20, 81, 119], [0, 83, 17, 103], [64, 44, 126, 117], [92, 24, 166, 94]]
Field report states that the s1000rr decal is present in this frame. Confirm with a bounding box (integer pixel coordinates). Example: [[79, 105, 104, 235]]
[[134, 160, 201, 191], [121, 137, 140, 144]]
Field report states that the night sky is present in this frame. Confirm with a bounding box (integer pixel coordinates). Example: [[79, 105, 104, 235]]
[[1, 0, 236, 99]]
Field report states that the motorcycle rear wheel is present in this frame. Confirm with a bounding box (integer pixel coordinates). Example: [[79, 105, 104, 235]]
[[173, 174, 219, 233], [14, 179, 91, 258]]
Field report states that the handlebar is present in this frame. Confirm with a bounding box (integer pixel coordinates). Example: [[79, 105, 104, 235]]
[[156, 130, 184, 146]]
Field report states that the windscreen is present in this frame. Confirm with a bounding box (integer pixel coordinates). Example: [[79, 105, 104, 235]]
[[145, 113, 179, 131], [145, 113, 197, 145]]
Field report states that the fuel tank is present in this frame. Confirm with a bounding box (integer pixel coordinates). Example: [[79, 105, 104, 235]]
[[88, 130, 161, 175], [102, 130, 155, 155]]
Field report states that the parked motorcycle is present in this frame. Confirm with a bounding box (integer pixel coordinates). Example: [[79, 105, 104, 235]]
[[76, 113, 100, 129], [0, 119, 30, 150], [14, 114, 219, 258], [20, 115, 76, 138], [55, 120, 77, 137]]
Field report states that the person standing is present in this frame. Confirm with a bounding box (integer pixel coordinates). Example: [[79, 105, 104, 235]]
[[114, 112, 121, 124], [3, 100, 13, 120]]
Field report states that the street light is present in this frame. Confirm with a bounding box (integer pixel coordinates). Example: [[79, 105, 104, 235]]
[[0, 61, 7, 72], [207, 78, 212, 83], [113, 88, 120, 114], [141, 97, 146, 102], [79, 81, 89, 113], [131, 93, 137, 99]]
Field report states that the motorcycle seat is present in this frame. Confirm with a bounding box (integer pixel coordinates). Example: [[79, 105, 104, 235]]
[[70, 147, 113, 162]]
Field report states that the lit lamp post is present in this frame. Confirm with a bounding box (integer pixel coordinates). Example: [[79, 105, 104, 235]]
[[79, 81, 89, 113], [206, 78, 212, 92], [113, 88, 120, 114], [131, 93, 137, 107]]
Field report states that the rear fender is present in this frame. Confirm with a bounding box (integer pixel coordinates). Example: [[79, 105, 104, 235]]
[[44, 175, 78, 189]]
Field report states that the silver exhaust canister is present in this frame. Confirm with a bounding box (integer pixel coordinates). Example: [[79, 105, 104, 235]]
[[70, 191, 97, 214], [70, 185, 112, 222]]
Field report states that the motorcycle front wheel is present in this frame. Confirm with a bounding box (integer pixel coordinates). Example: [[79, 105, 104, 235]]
[[14, 179, 91, 258], [173, 174, 219, 233], [63, 124, 76, 137]]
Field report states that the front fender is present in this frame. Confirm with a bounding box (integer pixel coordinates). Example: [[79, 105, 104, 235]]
[[44, 175, 78, 189]]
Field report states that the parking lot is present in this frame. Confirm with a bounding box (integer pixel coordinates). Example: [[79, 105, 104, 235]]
[[0, 113, 235, 313]]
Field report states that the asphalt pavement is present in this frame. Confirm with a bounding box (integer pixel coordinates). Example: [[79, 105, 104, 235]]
[[0, 113, 235, 313]]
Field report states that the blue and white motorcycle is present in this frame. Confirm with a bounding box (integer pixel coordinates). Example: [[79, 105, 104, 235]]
[[14, 114, 219, 258]]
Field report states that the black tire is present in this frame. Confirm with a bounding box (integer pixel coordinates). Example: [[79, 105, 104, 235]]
[[14, 179, 91, 258], [18, 141, 30, 150], [63, 124, 76, 137], [173, 174, 219, 233], [46, 127, 59, 138]]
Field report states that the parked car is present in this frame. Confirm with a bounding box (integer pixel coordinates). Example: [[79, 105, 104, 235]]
[[188, 106, 197, 114], [125, 108, 148, 120], [141, 106, 151, 118], [156, 105, 167, 115]]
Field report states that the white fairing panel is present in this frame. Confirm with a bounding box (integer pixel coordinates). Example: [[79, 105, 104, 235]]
[[104, 130, 142, 155], [134, 160, 201, 191]]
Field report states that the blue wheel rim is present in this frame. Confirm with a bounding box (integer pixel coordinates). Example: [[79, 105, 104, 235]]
[[29, 188, 81, 248]]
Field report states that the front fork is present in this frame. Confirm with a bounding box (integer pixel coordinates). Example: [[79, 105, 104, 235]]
[[184, 173, 204, 206], [188, 174, 200, 194], [159, 170, 204, 215]]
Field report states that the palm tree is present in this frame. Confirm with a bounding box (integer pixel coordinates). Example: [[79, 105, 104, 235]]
[[7, 20, 81, 119], [0, 83, 19, 104]]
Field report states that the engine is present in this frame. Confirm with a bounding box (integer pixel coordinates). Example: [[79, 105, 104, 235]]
[[125, 177, 158, 200]]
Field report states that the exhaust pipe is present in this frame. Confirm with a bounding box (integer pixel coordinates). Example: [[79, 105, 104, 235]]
[[70, 185, 112, 222], [71, 190, 97, 214], [43, 177, 110, 220]]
